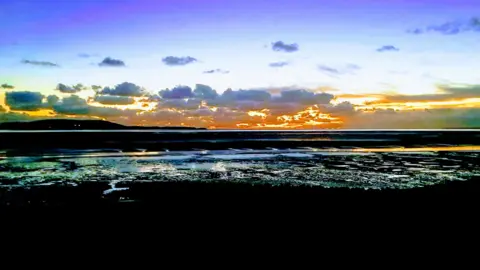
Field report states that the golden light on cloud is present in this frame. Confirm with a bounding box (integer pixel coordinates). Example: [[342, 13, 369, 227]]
[[332, 94, 383, 106], [358, 98, 480, 111], [238, 105, 343, 129], [247, 109, 269, 119]]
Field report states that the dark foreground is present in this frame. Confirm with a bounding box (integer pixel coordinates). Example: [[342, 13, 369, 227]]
[[2, 177, 479, 215]]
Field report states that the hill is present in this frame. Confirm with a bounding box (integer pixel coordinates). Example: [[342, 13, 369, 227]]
[[0, 119, 205, 130]]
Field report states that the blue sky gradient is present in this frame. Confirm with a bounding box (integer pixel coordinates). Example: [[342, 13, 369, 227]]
[[1, 0, 479, 128]]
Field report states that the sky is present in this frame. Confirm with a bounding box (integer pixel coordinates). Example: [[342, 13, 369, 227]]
[[1, 0, 480, 129]]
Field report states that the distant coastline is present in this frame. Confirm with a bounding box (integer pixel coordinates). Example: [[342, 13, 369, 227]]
[[0, 119, 206, 130]]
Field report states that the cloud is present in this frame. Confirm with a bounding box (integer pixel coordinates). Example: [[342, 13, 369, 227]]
[[55, 83, 87, 93], [5, 91, 47, 111], [52, 95, 137, 117], [193, 84, 218, 100], [203, 69, 230, 74], [368, 84, 480, 104], [317, 65, 341, 76], [100, 82, 145, 97], [274, 89, 334, 105], [91, 85, 102, 91], [78, 53, 97, 58], [0, 111, 54, 122], [94, 95, 135, 105], [4, 81, 479, 129], [220, 89, 272, 102], [269, 61, 289, 68], [376, 45, 399, 52], [318, 64, 360, 76], [162, 56, 197, 66], [408, 17, 480, 35], [346, 108, 480, 129], [1, 83, 14, 89], [271, 41, 299, 53], [159, 98, 202, 110], [159, 86, 194, 99], [50, 95, 89, 115], [98, 57, 125, 67], [21, 60, 59, 67], [47, 95, 59, 106], [322, 101, 356, 116]]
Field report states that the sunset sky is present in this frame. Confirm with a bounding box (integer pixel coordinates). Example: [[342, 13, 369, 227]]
[[1, 0, 479, 128]]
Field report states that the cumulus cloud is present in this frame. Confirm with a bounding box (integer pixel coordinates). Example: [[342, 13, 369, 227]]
[[203, 69, 230, 74], [193, 84, 219, 100], [5, 91, 47, 111], [47, 95, 59, 106], [269, 61, 289, 68], [271, 41, 299, 53], [100, 82, 145, 97], [52, 95, 137, 117], [159, 86, 194, 99], [55, 83, 87, 93], [408, 17, 480, 35], [162, 56, 197, 66], [94, 95, 135, 105], [1, 83, 14, 89], [376, 45, 399, 52], [98, 57, 125, 67], [51, 95, 89, 115], [159, 98, 202, 110], [274, 89, 334, 105], [221, 89, 272, 102], [21, 60, 59, 67]]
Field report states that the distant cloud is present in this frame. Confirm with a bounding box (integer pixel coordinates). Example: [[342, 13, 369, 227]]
[[318, 64, 360, 77], [162, 56, 198, 66], [100, 82, 145, 97], [1, 83, 14, 89], [269, 61, 289, 68], [5, 91, 47, 111], [21, 60, 59, 67], [94, 95, 135, 105], [408, 17, 480, 35], [376, 45, 399, 52], [98, 57, 125, 67], [271, 41, 299, 53], [159, 86, 194, 99], [55, 83, 87, 94], [203, 69, 229, 74], [346, 64, 361, 70], [317, 65, 341, 76], [78, 53, 98, 58]]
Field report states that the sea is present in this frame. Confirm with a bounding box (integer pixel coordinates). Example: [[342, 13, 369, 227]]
[[0, 129, 479, 192]]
